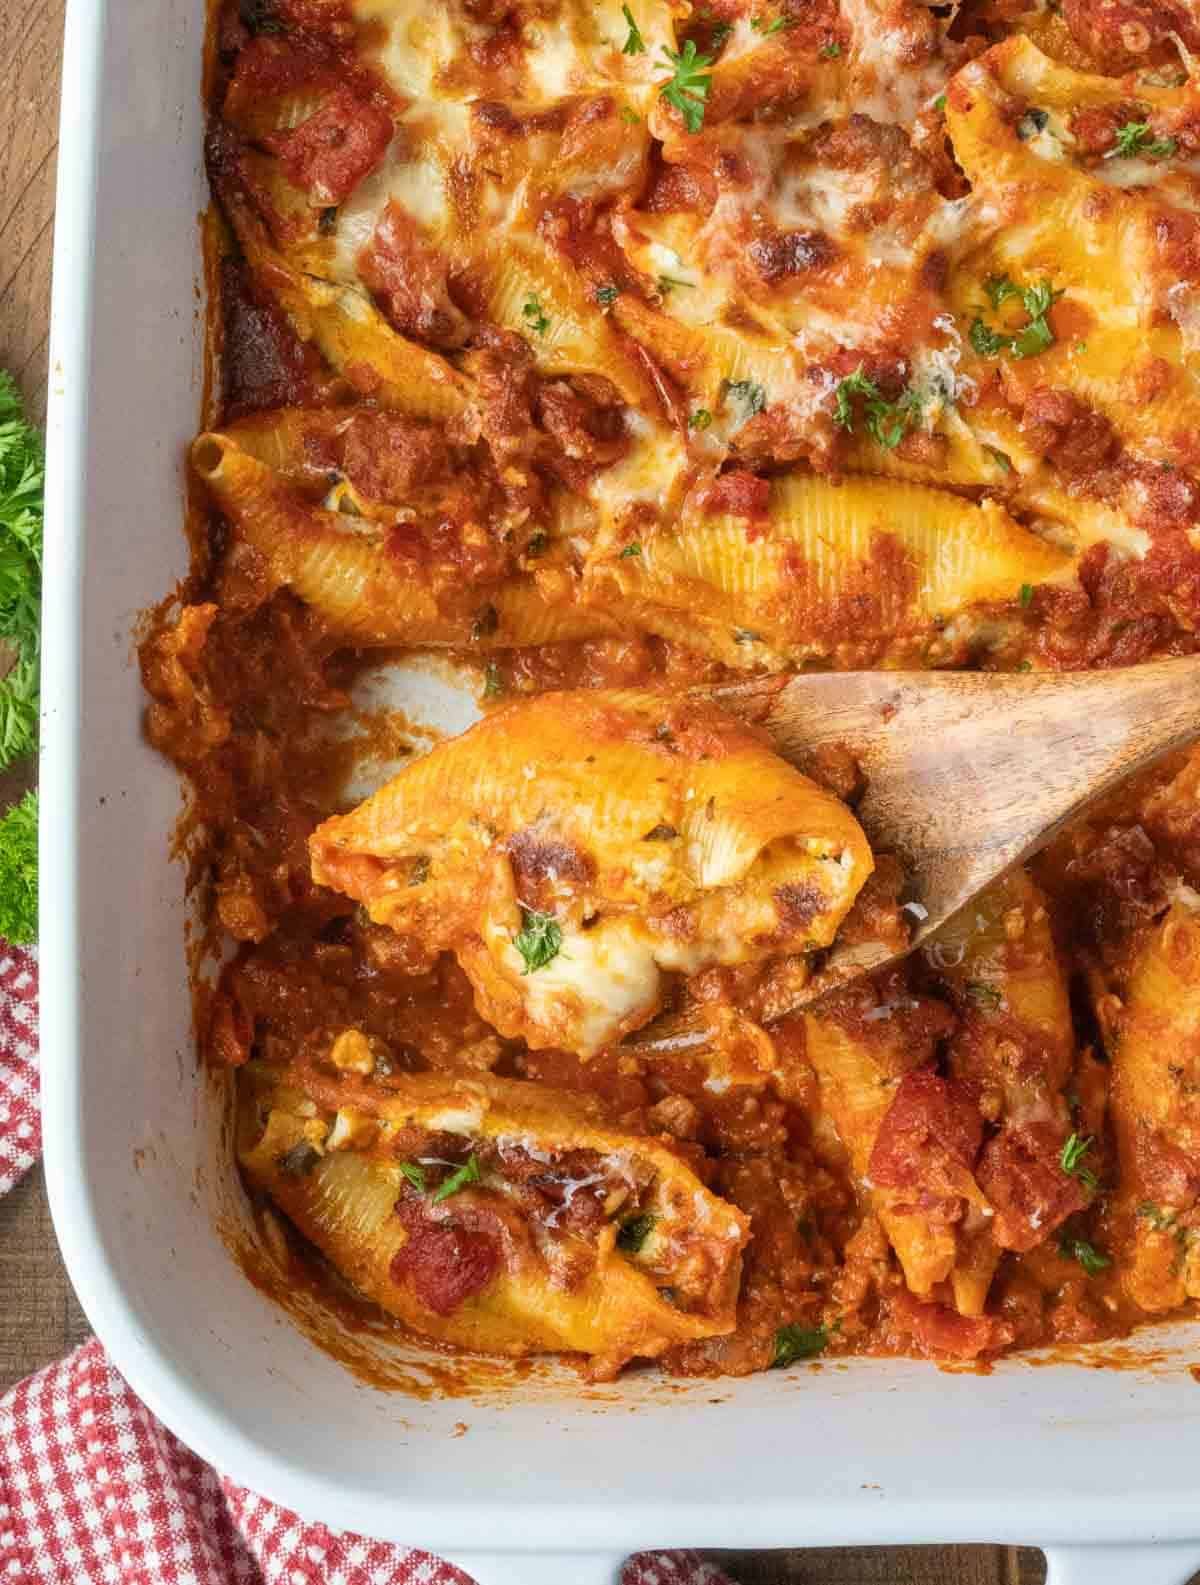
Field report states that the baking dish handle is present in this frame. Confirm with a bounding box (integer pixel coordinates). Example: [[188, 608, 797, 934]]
[[1043, 1544, 1200, 1585], [440, 1550, 624, 1584]]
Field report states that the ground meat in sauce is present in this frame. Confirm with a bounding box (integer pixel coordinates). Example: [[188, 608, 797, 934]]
[[975, 1123, 1089, 1253]]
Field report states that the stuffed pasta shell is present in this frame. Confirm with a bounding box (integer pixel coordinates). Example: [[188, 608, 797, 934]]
[[1109, 898, 1200, 1314], [802, 977, 975, 1300], [191, 429, 613, 648], [925, 871, 1088, 1314], [584, 472, 1071, 670], [239, 1064, 749, 1378], [310, 689, 874, 1056]]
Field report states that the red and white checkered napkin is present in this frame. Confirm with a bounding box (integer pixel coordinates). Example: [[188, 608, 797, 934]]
[[0, 945, 40, 1195], [0, 1342, 734, 1585], [0, 945, 733, 1585]]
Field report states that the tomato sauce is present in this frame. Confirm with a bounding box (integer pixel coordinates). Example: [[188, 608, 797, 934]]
[[141, 0, 1200, 1383]]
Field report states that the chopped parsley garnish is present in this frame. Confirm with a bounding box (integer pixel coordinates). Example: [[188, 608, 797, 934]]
[[408, 855, 431, 888], [969, 320, 1008, 357], [514, 908, 563, 973], [964, 980, 1003, 1011], [1060, 1132, 1099, 1190], [657, 273, 692, 294], [432, 1155, 481, 1203], [832, 365, 921, 450], [278, 1142, 320, 1178], [1059, 1235, 1111, 1276], [659, 39, 714, 134], [595, 283, 620, 306], [819, 40, 841, 57], [722, 378, 767, 420], [710, 21, 733, 47], [933, 92, 946, 111], [483, 662, 505, 699], [969, 275, 1062, 361], [525, 531, 548, 557], [620, 542, 643, 558], [750, 13, 788, 33], [621, 5, 646, 55], [399, 1161, 428, 1192], [522, 296, 551, 336], [471, 603, 499, 641], [1019, 582, 1034, 607], [984, 276, 1024, 310], [689, 408, 713, 429], [621, 105, 642, 125], [1108, 121, 1177, 160], [240, 0, 283, 34], [772, 1322, 829, 1367], [1017, 107, 1049, 140], [1137, 1201, 1180, 1232], [984, 445, 1013, 473], [617, 1212, 657, 1252]]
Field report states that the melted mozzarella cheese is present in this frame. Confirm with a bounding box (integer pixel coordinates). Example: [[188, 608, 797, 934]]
[[839, 0, 951, 125], [496, 916, 665, 1055]]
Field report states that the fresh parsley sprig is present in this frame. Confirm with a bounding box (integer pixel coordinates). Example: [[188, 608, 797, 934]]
[[659, 39, 714, 134], [0, 373, 42, 948], [0, 373, 43, 771], [0, 790, 38, 946]]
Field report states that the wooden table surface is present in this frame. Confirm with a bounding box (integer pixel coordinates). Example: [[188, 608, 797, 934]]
[[0, 5, 1125, 1582]]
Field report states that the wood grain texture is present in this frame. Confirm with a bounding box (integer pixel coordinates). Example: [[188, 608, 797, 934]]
[[0, 0, 64, 427], [0, 0, 76, 1402], [713, 658, 1200, 999], [706, 1549, 1046, 1584], [0, 7, 1151, 1584]]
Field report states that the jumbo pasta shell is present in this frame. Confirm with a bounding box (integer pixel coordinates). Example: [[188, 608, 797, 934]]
[[238, 1065, 749, 1376]]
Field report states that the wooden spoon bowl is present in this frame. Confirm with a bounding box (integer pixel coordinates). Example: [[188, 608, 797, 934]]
[[710, 656, 1200, 983]]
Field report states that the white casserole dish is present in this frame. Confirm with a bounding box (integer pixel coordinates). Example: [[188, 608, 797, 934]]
[[38, 3, 1200, 1582]]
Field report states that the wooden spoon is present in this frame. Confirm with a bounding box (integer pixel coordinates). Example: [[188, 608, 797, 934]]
[[627, 656, 1199, 1057], [709, 654, 1200, 988]]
